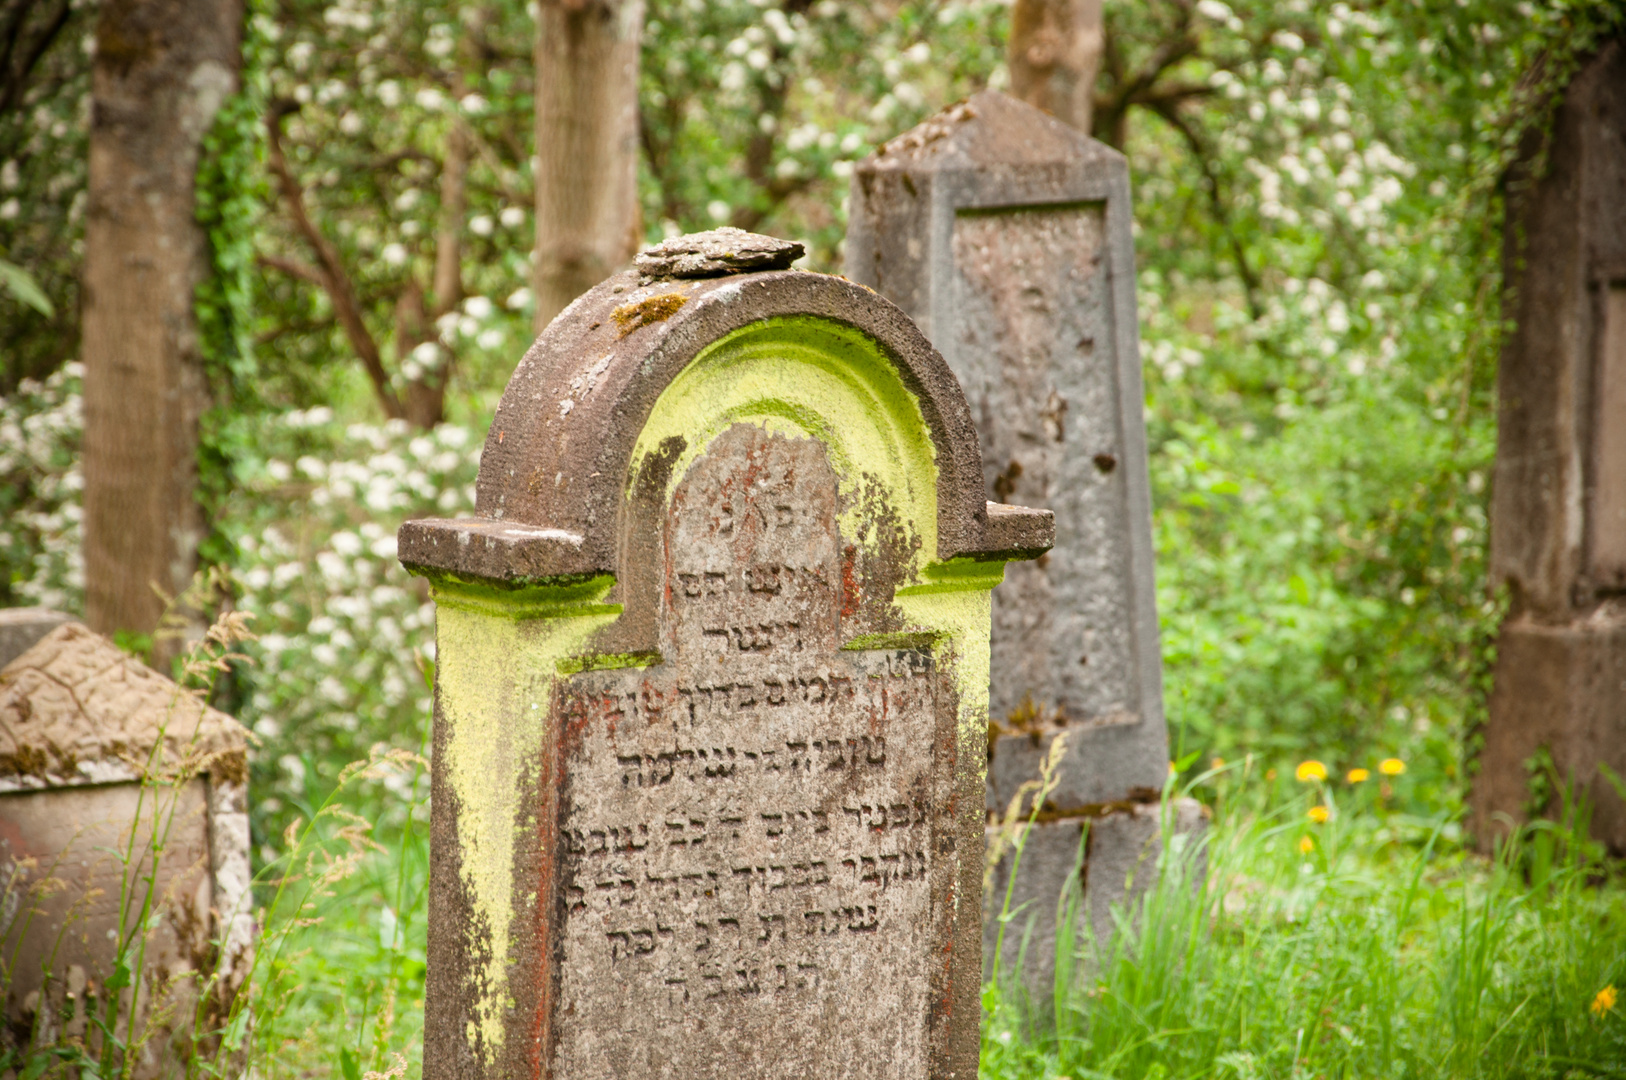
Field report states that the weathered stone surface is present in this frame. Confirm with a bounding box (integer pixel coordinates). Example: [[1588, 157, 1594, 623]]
[[0, 623, 247, 790], [0, 625, 253, 1073], [402, 233, 1051, 1080], [0, 608, 74, 670], [635, 226, 804, 279], [1473, 40, 1626, 854], [847, 90, 1168, 812]]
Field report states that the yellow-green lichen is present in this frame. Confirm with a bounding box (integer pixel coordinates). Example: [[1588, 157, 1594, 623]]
[[628, 315, 941, 583], [432, 577, 620, 1065], [629, 313, 1007, 754]]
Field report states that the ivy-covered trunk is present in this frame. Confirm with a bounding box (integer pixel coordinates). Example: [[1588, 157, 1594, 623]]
[[80, 0, 242, 654]]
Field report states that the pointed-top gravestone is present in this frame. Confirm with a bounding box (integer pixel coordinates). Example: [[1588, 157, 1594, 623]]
[[399, 235, 1052, 1080], [848, 89, 1167, 808], [847, 90, 1177, 1014]]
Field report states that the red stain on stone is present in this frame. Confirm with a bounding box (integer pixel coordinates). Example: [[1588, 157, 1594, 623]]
[[841, 543, 860, 618]]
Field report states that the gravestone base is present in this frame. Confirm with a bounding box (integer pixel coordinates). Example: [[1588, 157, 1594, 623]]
[[988, 723, 1168, 812], [983, 798, 1204, 1021], [1470, 606, 1626, 854]]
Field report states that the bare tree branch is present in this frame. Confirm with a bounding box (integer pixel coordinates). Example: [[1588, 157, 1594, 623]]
[[1149, 96, 1262, 319], [265, 99, 406, 420], [0, 0, 71, 118], [256, 252, 326, 288]]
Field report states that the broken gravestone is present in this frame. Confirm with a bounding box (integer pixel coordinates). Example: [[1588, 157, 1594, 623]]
[[0, 623, 253, 1074], [398, 229, 1053, 1080], [847, 90, 1185, 1013], [1473, 39, 1626, 854]]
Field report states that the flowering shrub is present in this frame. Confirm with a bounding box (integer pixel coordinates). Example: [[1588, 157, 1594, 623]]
[[228, 408, 478, 850], [0, 361, 83, 611]]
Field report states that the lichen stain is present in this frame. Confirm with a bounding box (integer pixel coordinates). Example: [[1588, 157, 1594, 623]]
[[434, 590, 617, 1066], [613, 293, 688, 337]]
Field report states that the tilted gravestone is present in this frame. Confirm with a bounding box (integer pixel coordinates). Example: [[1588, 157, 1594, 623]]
[[0, 623, 253, 1074], [847, 90, 1184, 1009], [399, 228, 1053, 1079], [1472, 39, 1626, 853]]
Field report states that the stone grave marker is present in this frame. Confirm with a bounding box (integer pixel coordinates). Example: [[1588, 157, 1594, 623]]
[[847, 90, 1188, 1011], [0, 623, 253, 1073], [1472, 39, 1626, 853], [0, 607, 75, 669], [399, 228, 1053, 1080]]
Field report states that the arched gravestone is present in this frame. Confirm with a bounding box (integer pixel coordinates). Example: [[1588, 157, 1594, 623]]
[[399, 229, 1053, 1080]]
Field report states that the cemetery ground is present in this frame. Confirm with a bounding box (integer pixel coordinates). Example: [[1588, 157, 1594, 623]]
[[250, 746, 1626, 1079]]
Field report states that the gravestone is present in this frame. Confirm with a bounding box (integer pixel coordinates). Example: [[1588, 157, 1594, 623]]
[[1472, 40, 1626, 854], [847, 91, 1184, 1010], [0, 623, 253, 1073], [398, 228, 1053, 1080], [0, 607, 74, 669]]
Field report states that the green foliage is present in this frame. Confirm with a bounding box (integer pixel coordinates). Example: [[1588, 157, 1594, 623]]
[[0, 361, 80, 611], [196, 0, 275, 573], [0, 0, 92, 393], [983, 771, 1626, 1080], [226, 408, 476, 853], [0, 258, 52, 316]]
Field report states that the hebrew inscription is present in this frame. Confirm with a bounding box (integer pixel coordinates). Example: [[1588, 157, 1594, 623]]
[[552, 424, 950, 1079]]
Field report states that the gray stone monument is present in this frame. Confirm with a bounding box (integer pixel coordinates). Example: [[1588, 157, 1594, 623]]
[[1472, 39, 1626, 854], [0, 623, 253, 1074], [846, 91, 1182, 1011], [398, 229, 1053, 1080], [0, 607, 75, 669]]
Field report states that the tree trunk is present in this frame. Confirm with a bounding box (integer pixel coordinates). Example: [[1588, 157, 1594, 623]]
[[533, 0, 643, 331], [1008, 0, 1103, 133], [81, 0, 242, 650]]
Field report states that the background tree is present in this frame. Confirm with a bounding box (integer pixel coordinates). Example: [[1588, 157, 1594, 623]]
[[80, 0, 242, 649], [1007, 0, 1102, 131], [533, 0, 644, 328]]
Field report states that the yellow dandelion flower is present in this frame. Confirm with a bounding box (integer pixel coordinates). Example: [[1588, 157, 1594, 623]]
[[1593, 985, 1618, 1016], [1379, 758, 1406, 776], [1296, 760, 1328, 782], [1212, 757, 1225, 770], [1298, 835, 1315, 854], [1347, 768, 1370, 783], [1308, 805, 1330, 823]]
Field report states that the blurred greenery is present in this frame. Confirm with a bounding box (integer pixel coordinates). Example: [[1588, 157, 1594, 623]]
[[983, 764, 1626, 1080]]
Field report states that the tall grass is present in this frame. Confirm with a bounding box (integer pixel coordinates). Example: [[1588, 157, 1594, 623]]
[[982, 766, 1626, 1080]]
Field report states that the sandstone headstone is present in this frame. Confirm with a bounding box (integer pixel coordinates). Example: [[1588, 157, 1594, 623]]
[[399, 232, 1053, 1080], [847, 91, 1183, 1012], [1473, 39, 1626, 853], [0, 607, 75, 669], [0, 623, 253, 1074]]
